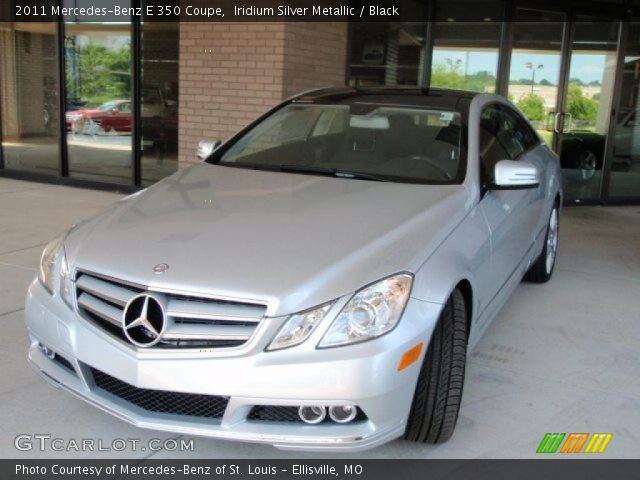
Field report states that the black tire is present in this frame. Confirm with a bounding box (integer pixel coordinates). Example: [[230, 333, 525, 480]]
[[524, 204, 560, 283], [404, 289, 467, 444]]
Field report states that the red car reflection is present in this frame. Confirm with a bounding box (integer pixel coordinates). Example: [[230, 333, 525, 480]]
[[66, 100, 131, 134]]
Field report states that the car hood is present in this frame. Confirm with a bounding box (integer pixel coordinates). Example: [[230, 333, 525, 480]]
[[66, 164, 471, 316]]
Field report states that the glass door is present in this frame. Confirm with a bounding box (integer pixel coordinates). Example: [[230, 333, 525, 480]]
[[508, 8, 566, 148], [606, 22, 640, 201], [555, 16, 620, 204], [510, 9, 622, 204]]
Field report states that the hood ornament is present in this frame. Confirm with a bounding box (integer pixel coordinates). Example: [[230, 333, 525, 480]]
[[153, 263, 169, 274]]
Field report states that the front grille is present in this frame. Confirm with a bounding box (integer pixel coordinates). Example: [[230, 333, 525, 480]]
[[90, 367, 229, 419], [74, 270, 267, 350], [248, 406, 368, 423]]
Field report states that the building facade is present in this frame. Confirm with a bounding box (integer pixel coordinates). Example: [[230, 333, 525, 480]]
[[1, 0, 640, 204]]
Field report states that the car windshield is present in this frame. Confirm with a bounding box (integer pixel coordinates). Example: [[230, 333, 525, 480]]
[[213, 103, 464, 184]]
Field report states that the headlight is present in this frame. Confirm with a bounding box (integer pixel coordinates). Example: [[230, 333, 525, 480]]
[[39, 235, 64, 294], [318, 273, 413, 348], [267, 303, 333, 351], [39, 233, 74, 308], [59, 249, 74, 308]]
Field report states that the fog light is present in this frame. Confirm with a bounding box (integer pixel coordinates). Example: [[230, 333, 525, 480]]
[[328, 405, 357, 423], [38, 343, 55, 360], [298, 406, 326, 424]]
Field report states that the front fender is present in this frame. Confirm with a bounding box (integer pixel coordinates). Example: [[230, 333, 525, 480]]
[[411, 204, 490, 323]]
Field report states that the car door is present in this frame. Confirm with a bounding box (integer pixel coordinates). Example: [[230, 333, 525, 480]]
[[476, 104, 544, 318]]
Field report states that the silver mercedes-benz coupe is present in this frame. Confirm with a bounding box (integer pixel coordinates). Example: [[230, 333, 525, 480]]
[[25, 87, 562, 452]]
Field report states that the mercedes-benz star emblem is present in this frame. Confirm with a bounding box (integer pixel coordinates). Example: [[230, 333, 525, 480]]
[[122, 294, 166, 347], [153, 263, 169, 274]]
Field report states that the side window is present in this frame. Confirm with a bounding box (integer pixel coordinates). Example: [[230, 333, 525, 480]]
[[480, 104, 541, 184], [479, 106, 509, 183], [504, 106, 539, 151], [494, 108, 526, 159]]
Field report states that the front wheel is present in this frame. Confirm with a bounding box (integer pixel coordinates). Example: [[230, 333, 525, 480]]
[[404, 289, 467, 444], [525, 205, 559, 283]]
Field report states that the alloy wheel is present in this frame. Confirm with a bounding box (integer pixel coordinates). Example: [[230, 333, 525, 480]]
[[545, 208, 559, 274]]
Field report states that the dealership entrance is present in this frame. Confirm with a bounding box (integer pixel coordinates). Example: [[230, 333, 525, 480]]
[[513, 10, 640, 205], [507, 9, 622, 204]]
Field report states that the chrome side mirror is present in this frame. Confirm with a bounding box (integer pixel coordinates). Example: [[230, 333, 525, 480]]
[[196, 139, 221, 160], [491, 159, 540, 190]]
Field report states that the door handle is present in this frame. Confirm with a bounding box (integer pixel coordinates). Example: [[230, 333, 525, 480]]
[[554, 112, 563, 134]]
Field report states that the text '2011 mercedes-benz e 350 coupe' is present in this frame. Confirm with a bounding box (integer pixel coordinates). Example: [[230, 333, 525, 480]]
[[25, 87, 561, 452]]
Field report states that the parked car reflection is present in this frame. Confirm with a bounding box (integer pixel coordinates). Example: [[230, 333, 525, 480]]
[[559, 109, 636, 181], [66, 100, 132, 135]]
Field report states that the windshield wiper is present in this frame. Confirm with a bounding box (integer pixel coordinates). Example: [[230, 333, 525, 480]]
[[333, 170, 390, 182], [279, 164, 389, 182]]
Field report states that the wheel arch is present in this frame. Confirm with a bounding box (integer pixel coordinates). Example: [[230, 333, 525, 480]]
[[454, 279, 473, 339]]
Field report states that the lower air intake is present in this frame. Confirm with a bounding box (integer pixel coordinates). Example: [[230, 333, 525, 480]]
[[90, 367, 229, 419]]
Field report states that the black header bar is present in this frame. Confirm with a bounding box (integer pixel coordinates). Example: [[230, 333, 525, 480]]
[[2, 0, 637, 23]]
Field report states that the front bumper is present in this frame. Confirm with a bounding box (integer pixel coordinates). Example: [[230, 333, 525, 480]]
[[25, 279, 442, 452]]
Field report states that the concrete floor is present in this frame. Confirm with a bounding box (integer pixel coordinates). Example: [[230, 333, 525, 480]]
[[1, 177, 639, 459]]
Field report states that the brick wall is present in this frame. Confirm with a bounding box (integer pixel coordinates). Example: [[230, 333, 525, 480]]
[[282, 23, 347, 98], [0, 28, 18, 138], [178, 22, 347, 166], [1, 26, 59, 140], [16, 31, 52, 137]]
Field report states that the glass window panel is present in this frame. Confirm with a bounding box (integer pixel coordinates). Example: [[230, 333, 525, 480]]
[[608, 22, 640, 198], [508, 9, 565, 147], [560, 17, 619, 203], [430, 0, 502, 93], [349, 23, 426, 86], [0, 23, 60, 175], [64, 22, 132, 184], [140, 22, 179, 186]]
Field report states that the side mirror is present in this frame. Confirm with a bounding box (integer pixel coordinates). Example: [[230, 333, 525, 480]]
[[196, 139, 221, 160], [491, 159, 540, 190]]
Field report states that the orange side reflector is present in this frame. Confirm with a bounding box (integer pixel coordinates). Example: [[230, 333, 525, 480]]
[[397, 342, 424, 371]]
